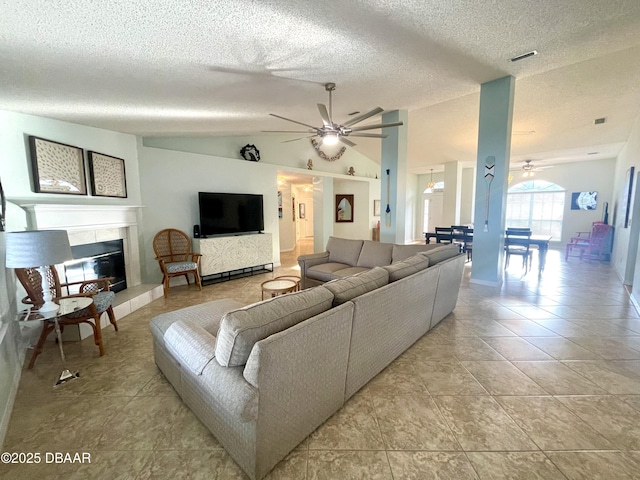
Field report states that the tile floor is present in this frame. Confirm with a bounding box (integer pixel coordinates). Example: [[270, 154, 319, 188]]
[[3, 242, 640, 479]]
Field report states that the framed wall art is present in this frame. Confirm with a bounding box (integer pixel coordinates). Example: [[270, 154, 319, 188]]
[[299, 203, 306, 219], [571, 191, 597, 210], [373, 199, 381, 217], [88, 151, 127, 198], [28, 136, 87, 195], [622, 166, 635, 228], [336, 194, 354, 223]]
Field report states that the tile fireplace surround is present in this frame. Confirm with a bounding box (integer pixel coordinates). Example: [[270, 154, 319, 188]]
[[19, 204, 162, 337]]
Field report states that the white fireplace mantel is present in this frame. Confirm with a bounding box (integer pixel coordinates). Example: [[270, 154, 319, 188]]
[[20, 203, 144, 288], [21, 204, 143, 231]]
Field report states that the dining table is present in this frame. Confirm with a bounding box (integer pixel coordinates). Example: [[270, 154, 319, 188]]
[[425, 230, 553, 274]]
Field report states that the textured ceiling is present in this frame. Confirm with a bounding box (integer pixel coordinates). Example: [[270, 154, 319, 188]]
[[2, 0, 640, 173]]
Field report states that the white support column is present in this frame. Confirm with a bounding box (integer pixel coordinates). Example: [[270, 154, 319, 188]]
[[380, 110, 409, 244], [313, 176, 333, 252], [443, 161, 463, 225]]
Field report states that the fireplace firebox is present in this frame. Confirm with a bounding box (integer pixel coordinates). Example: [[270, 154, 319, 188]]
[[64, 240, 127, 293]]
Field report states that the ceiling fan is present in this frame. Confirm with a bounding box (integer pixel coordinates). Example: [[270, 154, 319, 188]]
[[519, 159, 553, 177], [263, 83, 404, 147]]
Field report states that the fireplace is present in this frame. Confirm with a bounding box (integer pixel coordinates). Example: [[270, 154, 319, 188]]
[[64, 240, 127, 293]]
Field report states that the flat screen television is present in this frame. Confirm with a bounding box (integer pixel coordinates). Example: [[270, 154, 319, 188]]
[[198, 192, 264, 236]]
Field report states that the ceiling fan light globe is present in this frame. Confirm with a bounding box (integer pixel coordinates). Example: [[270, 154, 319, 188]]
[[323, 134, 339, 146]]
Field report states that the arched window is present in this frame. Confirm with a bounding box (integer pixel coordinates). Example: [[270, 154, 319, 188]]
[[506, 180, 565, 240], [423, 181, 445, 194]]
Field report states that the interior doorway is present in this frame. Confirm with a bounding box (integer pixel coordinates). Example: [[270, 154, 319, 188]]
[[278, 172, 315, 253], [422, 194, 443, 234]]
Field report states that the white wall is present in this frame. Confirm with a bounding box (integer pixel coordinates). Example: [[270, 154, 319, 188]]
[[277, 183, 295, 252], [613, 112, 640, 296], [143, 135, 381, 179], [512, 158, 615, 246], [333, 179, 372, 240], [0, 110, 140, 205], [0, 109, 140, 447], [137, 144, 283, 282]]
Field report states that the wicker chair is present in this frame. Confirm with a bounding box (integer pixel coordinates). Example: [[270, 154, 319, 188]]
[[15, 266, 117, 369], [153, 228, 202, 297]]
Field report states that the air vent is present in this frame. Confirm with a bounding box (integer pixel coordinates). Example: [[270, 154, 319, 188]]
[[588, 152, 599, 155], [510, 50, 538, 62], [594, 117, 606, 125], [348, 111, 360, 116]]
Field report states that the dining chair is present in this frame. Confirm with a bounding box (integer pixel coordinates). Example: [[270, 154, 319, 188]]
[[435, 227, 454, 244], [153, 228, 203, 297], [462, 227, 473, 261], [505, 228, 533, 274], [15, 265, 117, 368]]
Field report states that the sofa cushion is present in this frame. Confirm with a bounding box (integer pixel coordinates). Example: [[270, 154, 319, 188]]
[[333, 266, 370, 277], [150, 298, 245, 341], [165, 319, 218, 375], [215, 286, 334, 367], [307, 262, 352, 282], [384, 254, 430, 282], [420, 244, 461, 265], [327, 236, 364, 266], [356, 241, 393, 268], [392, 244, 434, 262], [323, 267, 389, 306]]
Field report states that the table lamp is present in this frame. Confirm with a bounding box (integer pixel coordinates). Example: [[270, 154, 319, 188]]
[[5, 230, 73, 312]]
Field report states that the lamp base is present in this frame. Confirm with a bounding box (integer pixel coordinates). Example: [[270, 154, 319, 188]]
[[38, 300, 60, 313], [55, 369, 80, 387]]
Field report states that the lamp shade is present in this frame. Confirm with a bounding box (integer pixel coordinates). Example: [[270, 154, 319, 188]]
[[5, 230, 72, 268]]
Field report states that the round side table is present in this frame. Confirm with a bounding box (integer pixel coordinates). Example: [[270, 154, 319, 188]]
[[261, 279, 297, 300], [274, 275, 301, 291]]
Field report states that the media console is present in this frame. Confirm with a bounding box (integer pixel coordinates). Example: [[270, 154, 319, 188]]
[[193, 233, 273, 284]]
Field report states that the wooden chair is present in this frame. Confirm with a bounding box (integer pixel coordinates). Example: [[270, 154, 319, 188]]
[[153, 228, 202, 297], [15, 266, 117, 369], [505, 228, 533, 274], [565, 222, 612, 262]]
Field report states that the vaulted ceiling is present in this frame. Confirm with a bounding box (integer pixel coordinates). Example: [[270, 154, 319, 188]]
[[2, 0, 640, 174]]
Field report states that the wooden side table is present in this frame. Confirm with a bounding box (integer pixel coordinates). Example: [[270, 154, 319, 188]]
[[261, 279, 297, 300], [274, 275, 301, 291]]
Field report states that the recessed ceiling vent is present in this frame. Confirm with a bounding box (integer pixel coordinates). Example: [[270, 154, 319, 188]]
[[510, 50, 538, 62], [594, 117, 606, 125]]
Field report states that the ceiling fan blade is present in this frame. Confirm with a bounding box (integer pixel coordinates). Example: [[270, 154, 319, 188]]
[[281, 136, 315, 143], [338, 136, 356, 147], [269, 113, 318, 130], [350, 121, 404, 132], [317, 103, 332, 127], [342, 107, 384, 127], [262, 130, 315, 133], [348, 133, 388, 138]]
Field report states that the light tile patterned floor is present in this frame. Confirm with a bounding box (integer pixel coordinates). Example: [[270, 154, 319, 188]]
[[3, 243, 640, 479]]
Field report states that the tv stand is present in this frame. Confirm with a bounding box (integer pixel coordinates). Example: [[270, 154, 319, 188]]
[[193, 233, 273, 283]]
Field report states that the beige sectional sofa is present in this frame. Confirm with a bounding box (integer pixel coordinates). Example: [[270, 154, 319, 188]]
[[297, 236, 445, 289], [150, 240, 464, 480]]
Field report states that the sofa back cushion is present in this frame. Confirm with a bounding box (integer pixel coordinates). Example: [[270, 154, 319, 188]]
[[356, 241, 393, 268], [392, 244, 434, 262], [420, 244, 461, 265], [215, 286, 334, 367], [384, 254, 430, 282], [327, 236, 364, 266], [323, 267, 389, 306]]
